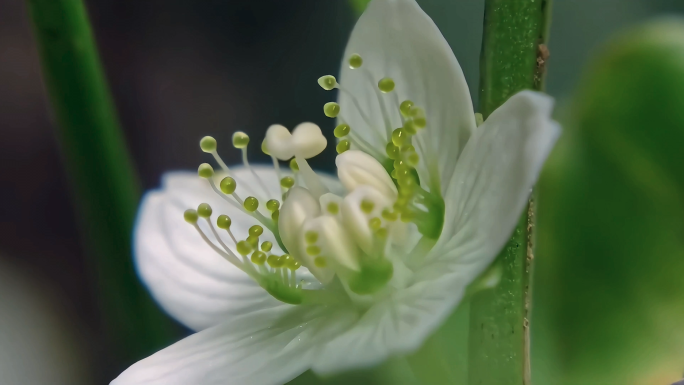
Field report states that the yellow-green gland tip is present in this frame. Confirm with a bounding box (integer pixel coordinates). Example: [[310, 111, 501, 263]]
[[266, 199, 280, 211], [232, 132, 250, 149], [217, 214, 231, 229], [289, 159, 299, 172], [184, 209, 199, 224], [249, 225, 264, 237], [280, 176, 295, 189], [334, 124, 350, 138], [336, 140, 350, 154], [349, 54, 363, 69], [200, 136, 217, 153], [220, 177, 237, 194], [378, 77, 395, 93], [318, 75, 337, 91], [324, 102, 340, 118], [198, 163, 214, 178], [400, 100, 414, 117], [237, 241, 252, 256], [243, 196, 259, 212], [197, 203, 212, 218]]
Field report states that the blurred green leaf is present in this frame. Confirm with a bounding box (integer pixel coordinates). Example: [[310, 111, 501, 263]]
[[533, 19, 684, 384], [349, 0, 371, 16], [26, 0, 178, 370]]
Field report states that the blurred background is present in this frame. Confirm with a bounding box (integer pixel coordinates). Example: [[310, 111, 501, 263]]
[[1, 0, 683, 384]]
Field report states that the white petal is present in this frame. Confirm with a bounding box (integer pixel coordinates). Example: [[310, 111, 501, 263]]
[[428, 91, 560, 278], [135, 166, 341, 331], [336, 150, 397, 200], [338, 0, 475, 194], [312, 271, 466, 374], [111, 305, 359, 385]]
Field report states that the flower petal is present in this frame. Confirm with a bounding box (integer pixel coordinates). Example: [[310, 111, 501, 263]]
[[312, 271, 465, 374], [338, 0, 475, 194], [313, 91, 559, 375], [111, 305, 358, 385], [135, 166, 341, 331], [427, 91, 560, 279]]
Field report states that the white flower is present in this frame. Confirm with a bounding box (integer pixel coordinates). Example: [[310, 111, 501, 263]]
[[112, 0, 560, 384]]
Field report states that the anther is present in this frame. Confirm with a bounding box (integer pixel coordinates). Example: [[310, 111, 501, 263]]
[[267, 254, 285, 268], [247, 235, 259, 249], [378, 77, 395, 93], [324, 102, 340, 118], [261, 241, 273, 252], [197, 203, 213, 218], [249, 225, 264, 237], [251, 251, 267, 265], [392, 128, 408, 146], [349, 54, 363, 69], [220, 177, 237, 194], [280, 177, 295, 189], [243, 196, 259, 212], [360, 200, 374, 214], [334, 124, 351, 138], [403, 120, 417, 135], [408, 152, 420, 166], [200, 136, 217, 153], [216, 214, 232, 229], [306, 245, 321, 256], [305, 231, 318, 244], [184, 209, 199, 224], [318, 75, 337, 91], [289, 159, 299, 172], [198, 163, 214, 178], [236, 241, 252, 256], [266, 199, 280, 212], [336, 140, 350, 154], [386, 143, 400, 159], [232, 132, 250, 149], [400, 100, 414, 117], [286, 257, 301, 271]]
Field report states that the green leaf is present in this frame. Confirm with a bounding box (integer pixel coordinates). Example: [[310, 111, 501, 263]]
[[468, 1, 551, 384], [349, 0, 371, 16], [533, 19, 684, 384], [26, 0, 178, 366]]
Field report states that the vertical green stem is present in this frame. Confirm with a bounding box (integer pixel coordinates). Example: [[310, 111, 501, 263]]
[[468, 1, 552, 384], [26, 0, 177, 368]]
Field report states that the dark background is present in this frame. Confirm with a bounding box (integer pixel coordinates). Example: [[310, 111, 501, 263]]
[[0, 0, 682, 383]]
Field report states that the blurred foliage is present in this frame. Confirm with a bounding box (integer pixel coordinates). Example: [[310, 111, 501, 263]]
[[533, 19, 684, 384], [26, 0, 179, 373], [349, 0, 371, 16]]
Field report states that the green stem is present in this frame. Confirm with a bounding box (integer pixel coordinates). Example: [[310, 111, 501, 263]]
[[468, 1, 552, 384], [26, 0, 177, 368]]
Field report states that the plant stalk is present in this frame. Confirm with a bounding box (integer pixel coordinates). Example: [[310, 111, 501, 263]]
[[25, 0, 177, 372], [468, 1, 552, 384]]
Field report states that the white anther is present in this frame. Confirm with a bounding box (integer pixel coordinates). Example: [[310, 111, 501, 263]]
[[341, 185, 392, 255], [302, 216, 360, 272], [336, 150, 397, 200], [279, 187, 333, 284], [264, 122, 327, 161]]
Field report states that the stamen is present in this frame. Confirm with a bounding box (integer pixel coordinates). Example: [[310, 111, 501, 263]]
[[184, 208, 243, 269], [323, 102, 340, 118], [216, 214, 238, 244], [348, 54, 363, 69], [377, 77, 395, 93], [336, 140, 351, 154], [334, 124, 350, 138], [233, 132, 271, 201]]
